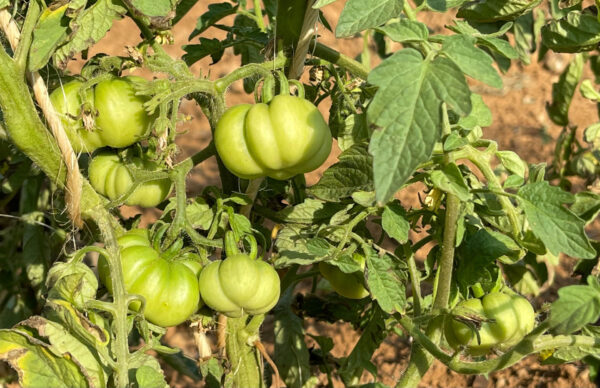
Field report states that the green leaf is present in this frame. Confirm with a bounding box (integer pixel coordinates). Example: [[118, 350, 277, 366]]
[[339, 307, 387, 384], [513, 13, 535, 64], [517, 182, 596, 259], [54, 0, 126, 69], [382, 201, 410, 244], [447, 20, 519, 60], [337, 113, 370, 151], [457, 93, 493, 129], [0, 330, 90, 388], [368, 49, 471, 203], [17, 317, 109, 388], [199, 358, 224, 388], [496, 150, 527, 177], [276, 198, 345, 224], [376, 19, 429, 43], [503, 264, 540, 296], [275, 225, 333, 266], [550, 284, 600, 334], [189, 3, 238, 40], [129, 0, 175, 17], [136, 365, 169, 388], [429, 163, 471, 201], [172, 0, 197, 25], [274, 289, 311, 388], [28, 5, 71, 72], [457, 0, 542, 22], [365, 250, 406, 314], [547, 53, 584, 126], [441, 35, 502, 88], [542, 11, 600, 53], [313, 0, 338, 8], [427, 0, 469, 12], [182, 38, 226, 65], [309, 144, 373, 202], [336, 0, 403, 38], [571, 191, 600, 225]]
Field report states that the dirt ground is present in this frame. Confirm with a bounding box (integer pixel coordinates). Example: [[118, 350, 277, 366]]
[[56, 0, 600, 387]]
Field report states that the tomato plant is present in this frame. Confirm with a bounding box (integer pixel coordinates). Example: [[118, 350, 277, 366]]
[[3, 0, 600, 387]]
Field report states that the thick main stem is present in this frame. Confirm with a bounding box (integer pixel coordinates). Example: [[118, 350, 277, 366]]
[[397, 192, 461, 387], [226, 316, 264, 387]]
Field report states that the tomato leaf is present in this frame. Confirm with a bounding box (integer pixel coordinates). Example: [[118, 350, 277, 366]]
[[309, 144, 373, 202], [28, 5, 71, 72], [547, 53, 584, 126], [0, 330, 91, 388], [376, 19, 429, 43], [188, 3, 238, 40], [335, 0, 403, 38], [53, 0, 126, 69], [382, 201, 410, 244], [429, 163, 472, 202], [276, 198, 346, 224], [517, 182, 596, 259], [542, 11, 600, 53], [549, 284, 600, 334], [339, 306, 387, 384], [274, 288, 311, 388], [440, 35, 503, 88], [313, 0, 338, 8], [457, 0, 542, 22], [367, 48, 471, 203], [365, 249, 406, 314]]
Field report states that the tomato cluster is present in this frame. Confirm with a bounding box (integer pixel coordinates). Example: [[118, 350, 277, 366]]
[[88, 151, 172, 207], [214, 95, 332, 180], [444, 292, 535, 355], [50, 76, 153, 153]]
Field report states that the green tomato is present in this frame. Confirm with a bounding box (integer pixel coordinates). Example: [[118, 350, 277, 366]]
[[98, 229, 202, 327], [49, 80, 104, 153], [49, 76, 153, 152], [198, 254, 280, 318], [445, 292, 535, 355], [318, 254, 369, 299], [214, 95, 332, 180], [88, 150, 172, 207]]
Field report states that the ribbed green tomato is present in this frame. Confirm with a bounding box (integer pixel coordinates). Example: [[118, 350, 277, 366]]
[[88, 151, 172, 207], [318, 254, 369, 299], [214, 95, 332, 180], [444, 292, 535, 355], [198, 254, 280, 317], [98, 229, 202, 327], [49, 76, 153, 152]]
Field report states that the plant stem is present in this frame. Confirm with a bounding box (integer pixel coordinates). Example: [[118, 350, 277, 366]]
[[404, 244, 422, 316], [91, 209, 131, 388], [189, 141, 216, 166], [215, 55, 288, 93], [240, 177, 265, 219], [164, 160, 193, 247], [253, 0, 266, 32], [310, 41, 370, 80], [13, 0, 39, 74], [226, 316, 264, 387]]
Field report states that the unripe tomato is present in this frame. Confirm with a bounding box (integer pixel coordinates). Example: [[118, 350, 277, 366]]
[[214, 95, 332, 180], [198, 254, 280, 317], [49, 80, 104, 153], [88, 150, 172, 207], [318, 254, 369, 299], [98, 229, 202, 327], [445, 292, 535, 355], [49, 76, 153, 152]]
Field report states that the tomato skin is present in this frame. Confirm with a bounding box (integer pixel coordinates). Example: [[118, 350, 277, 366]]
[[214, 95, 332, 180], [49, 76, 152, 152], [445, 292, 535, 355], [49, 80, 104, 153], [318, 254, 369, 299], [198, 254, 280, 318], [97, 229, 202, 327], [88, 150, 172, 207]]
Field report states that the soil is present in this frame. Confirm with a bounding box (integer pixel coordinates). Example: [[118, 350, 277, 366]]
[[17, 0, 600, 387]]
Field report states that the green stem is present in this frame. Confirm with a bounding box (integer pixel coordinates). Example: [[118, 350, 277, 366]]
[[404, 244, 422, 316], [189, 141, 216, 166], [457, 145, 521, 239], [240, 177, 265, 219], [310, 41, 370, 79], [13, 0, 40, 74], [253, 0, 266, 32], [226, 316, 264, 387], [215, 55, 288, 92], [91, 209, 131, 388], [164, 161, 193, 247]]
